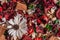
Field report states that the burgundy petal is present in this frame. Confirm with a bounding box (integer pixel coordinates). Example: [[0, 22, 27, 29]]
[[0, 6, 3, 12], [56, 9, 60, 19], [22, 35, 32, 40], [33, 37, 43, 40]]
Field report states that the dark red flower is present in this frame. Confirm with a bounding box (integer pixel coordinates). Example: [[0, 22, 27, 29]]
[[41, 15, 49, 24], [43, 0, 54, 7], [57, 32, 60, 37], [37, 19, 42, 24], [33, 0, 40, 4], [2, 2, 7, 10], [12, 0, 16, 2], [24, 14, 29, 19], [44, 5, 53, 14], [22, 35, 32, 40], [36, 26, 43, 33], [57, 28, 60, 37], [0, 15, 2, 19], [9, 1, 14, 7], [36, 8, 41, 14], [56, 9, 60, 19], [0, 14, 2, 21], [33, 37, 43, 40], [0, 6, 3, 12], [28, 27, 34, 34], [0, 14, 3, 21], [42, 15, 49, 21], [5, 14, 10, 20]]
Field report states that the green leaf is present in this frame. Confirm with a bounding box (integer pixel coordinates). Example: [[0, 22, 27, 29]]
[[46, 24, 52, 31], [7, 0, 10, 2], [28, 4, 35, 10], [42, 35, 46, 40], [43, 36, 46, 39], [56, 1, 60, 6], [36, 3, 44, 10], [54, 29, 58, 33], [54, 19, 59, 24]]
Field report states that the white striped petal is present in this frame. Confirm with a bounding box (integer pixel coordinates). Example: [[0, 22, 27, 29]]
[[20, 28, 27, 34], [14, 14, 19, 25], [8, 19, 14, 25], [7, 25, 12, 29], [16, 30, 19, 37], [18, 30, 23, 38], [11, 30, 16, 36], [13, 32, 17, 40], [16, 30, 22, 39], [19, 18, 27, 25], [8, 29, 15, 35]]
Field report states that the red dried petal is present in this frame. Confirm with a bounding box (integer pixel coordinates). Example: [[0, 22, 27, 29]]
[[36, 26, 43, 33], [28, 28, 34, 34], [44, 5, 53, 14], [34, 37, 43, 40], [0, 6, 3, 12], [22, 35, 32, 40], [41, 15, 49, 22], [56, 9, 60, 19], [37, 19, 42, 24], [2, 2, 7, 10], [12, 0, 16, 2], [57, 32, 60, 37], [28, 26, 34, 34], [0, 15, 2, 19], [5, 14, 10, 20]]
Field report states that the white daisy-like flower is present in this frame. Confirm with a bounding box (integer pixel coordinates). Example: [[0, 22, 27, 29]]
[[51, 6, 57, 13], [7, 13, 28, 40]]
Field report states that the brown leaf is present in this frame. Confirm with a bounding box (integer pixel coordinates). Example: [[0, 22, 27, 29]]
[[0, 35, 6, 40], [16, 2, 27, 11], [49, 36, 59, 40], [0, 24, 7, 36]]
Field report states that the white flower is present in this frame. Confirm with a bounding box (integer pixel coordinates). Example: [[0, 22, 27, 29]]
[[7, 13, 28, 39], [51, 6, 57, 13], [27, 9, 35, 15]]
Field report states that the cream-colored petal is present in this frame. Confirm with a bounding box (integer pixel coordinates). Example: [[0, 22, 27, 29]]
[[16, 30, 21, 39], [8, 29, 15, 35], [2, 18, 6, 22], [14, 14, 20, 25], [13, 33, 17, 40], [7, 25, 12, 29], [8, 19, 14, 25], [20, 27, 27, 34], [51, 6, 57, 13], [19, 18, 27, 26], [18, 30, 23, 38], [11, 30, 16, 36]]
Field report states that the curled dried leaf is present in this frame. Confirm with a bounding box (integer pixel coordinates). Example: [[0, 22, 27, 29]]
[[0, 24, 7, 36], [16, 2, 27, 11], [49, 36, 59, 40]]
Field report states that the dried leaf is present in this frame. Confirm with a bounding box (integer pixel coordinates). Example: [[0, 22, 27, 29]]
[[49, 36, 59, 40], [0, 35, 6, 40], [16, 2, 27, 11]]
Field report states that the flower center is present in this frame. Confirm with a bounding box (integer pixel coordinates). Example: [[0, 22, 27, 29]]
[[13, 25, 19, 30]]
